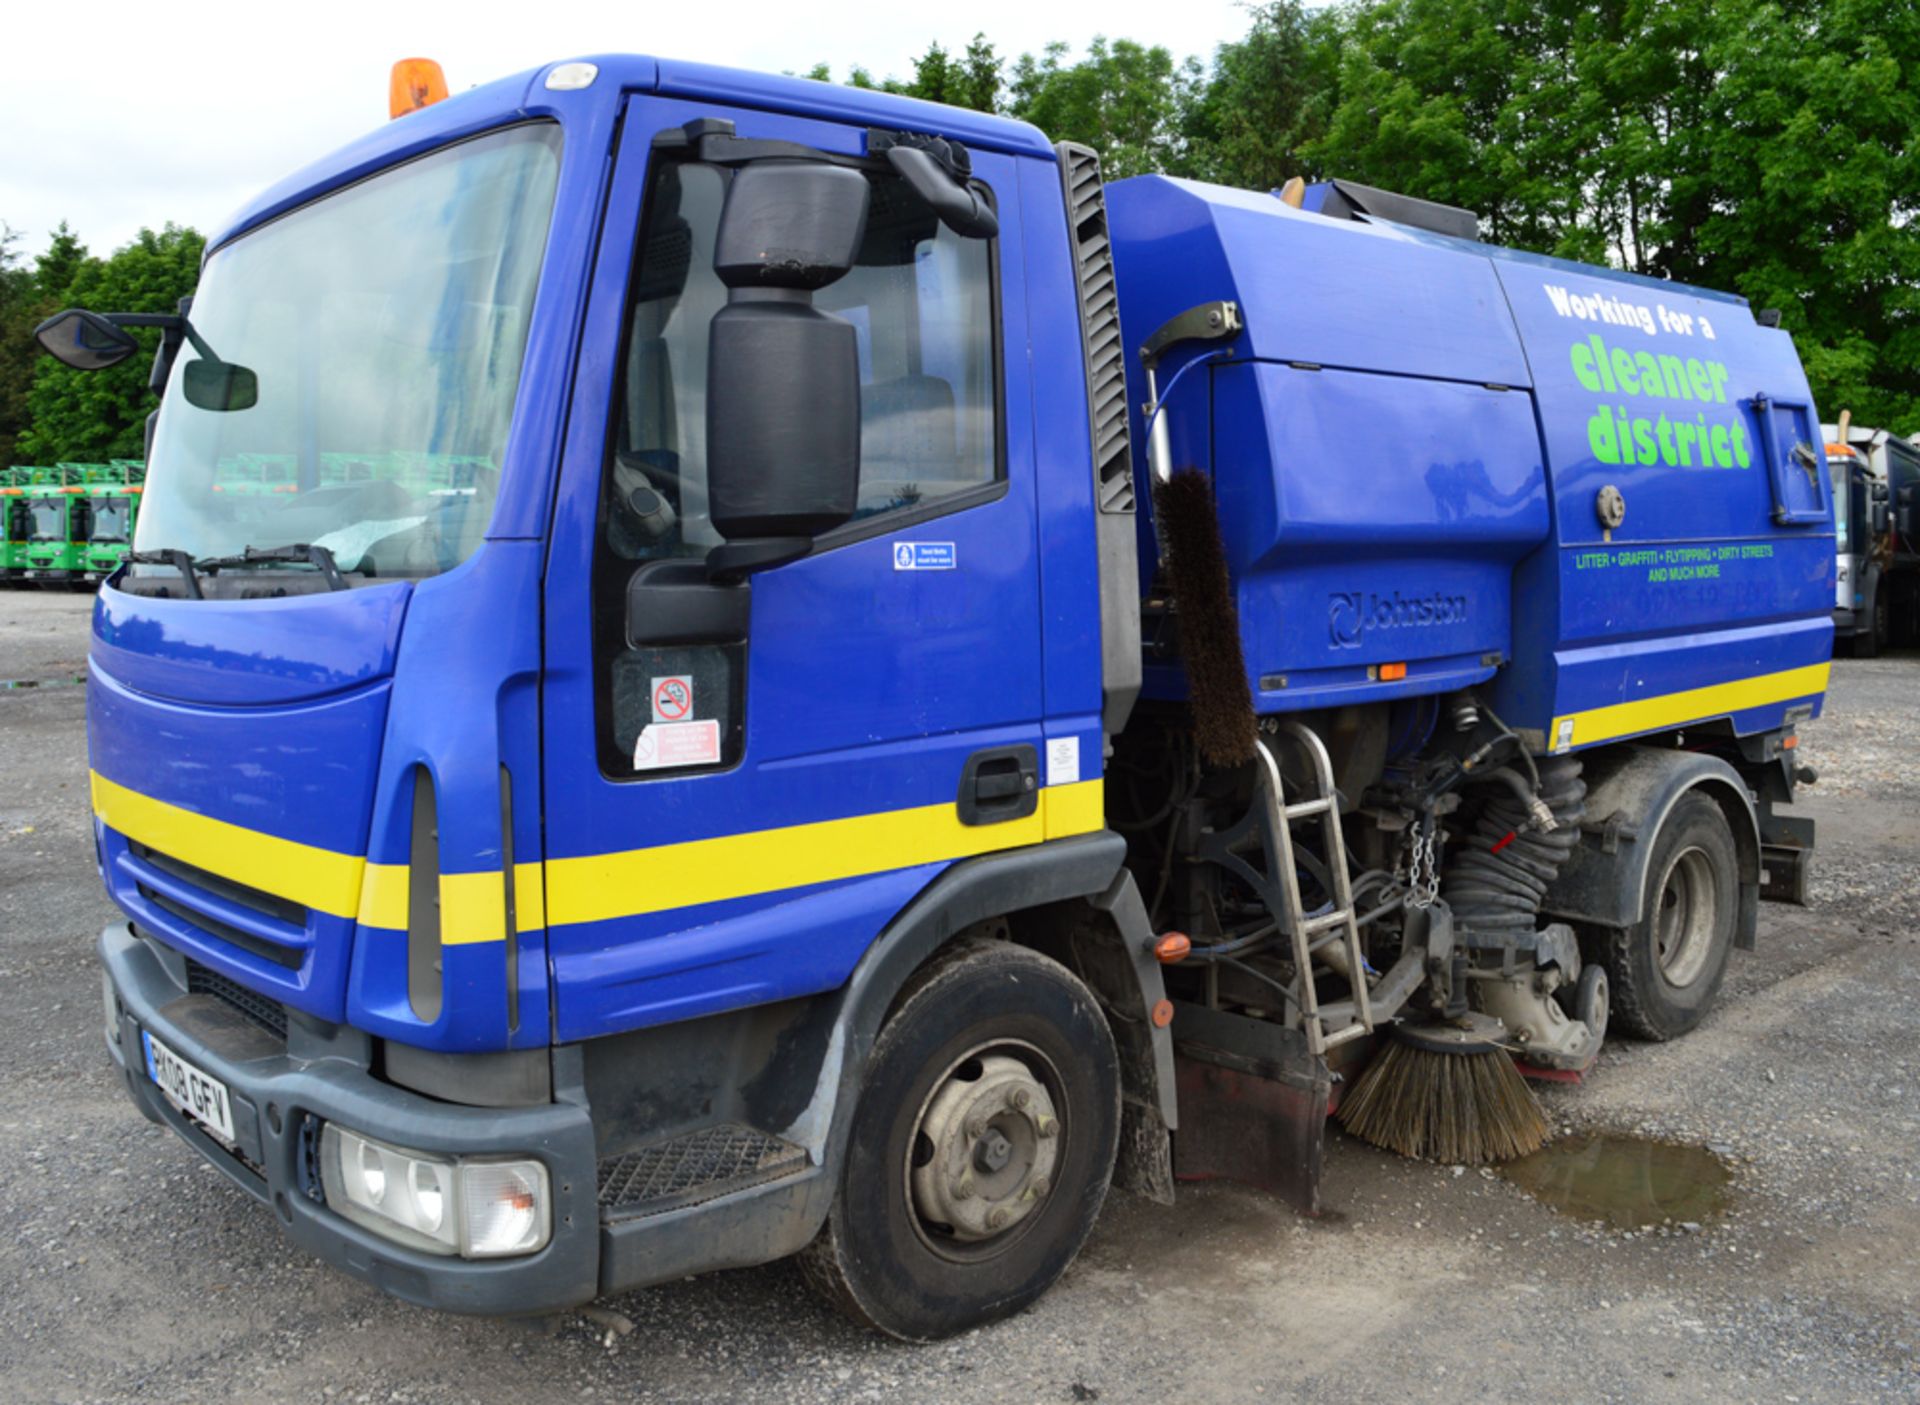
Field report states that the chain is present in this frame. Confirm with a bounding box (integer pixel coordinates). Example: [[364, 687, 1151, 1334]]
[[1405, 817, 1441, 910]]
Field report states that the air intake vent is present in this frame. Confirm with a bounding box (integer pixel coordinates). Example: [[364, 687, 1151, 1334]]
[[1057, 141, 1143, 738], [1058, 142, 1134, 516]]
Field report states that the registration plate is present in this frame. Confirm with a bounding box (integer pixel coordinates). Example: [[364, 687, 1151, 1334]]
[[141, 1030, 237, 1143]]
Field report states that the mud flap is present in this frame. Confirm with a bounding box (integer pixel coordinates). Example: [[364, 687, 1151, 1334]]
[[1169, 1000, 1331, 1215]]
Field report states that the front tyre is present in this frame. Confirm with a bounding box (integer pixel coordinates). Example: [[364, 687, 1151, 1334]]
[[1604, 793, 1738, 1040], [799, 938, 1120, 1340]]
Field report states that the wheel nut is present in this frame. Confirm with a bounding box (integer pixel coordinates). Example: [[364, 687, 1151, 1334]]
[[1009, 1088, 1030, 1111], [1031, 1176, 1050, 1198], [965, 1117, 986, 1140], [955, 1175, 975, 1201], [1035, 1115, 1057, 1139], [987, 1207, 1009, 1230]]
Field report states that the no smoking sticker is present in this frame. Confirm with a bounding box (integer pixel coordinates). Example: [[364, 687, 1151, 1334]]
[[651, 675, 693, 723]]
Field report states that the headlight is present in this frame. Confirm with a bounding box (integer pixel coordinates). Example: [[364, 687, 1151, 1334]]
[[319, 1124, 551, 1259]]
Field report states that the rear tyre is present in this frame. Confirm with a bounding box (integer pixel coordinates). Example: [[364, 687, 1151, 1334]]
[[1604, 793, 1738, 1040], [798, 938, 1120, 1341]]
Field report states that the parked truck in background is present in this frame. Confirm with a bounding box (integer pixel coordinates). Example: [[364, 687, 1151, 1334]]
[[1826, 434, 1888, 654], [0, 467, 27, 581], [19, 464, 89, 584], [1828, 421, 1920, 654], [45, 55, 1831, 1341], [80, 462, 145, 584]]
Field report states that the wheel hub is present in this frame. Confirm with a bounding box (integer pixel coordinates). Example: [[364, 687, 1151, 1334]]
[[911, 1053, 1060, 1243], [1656, 846, 1717, 987]]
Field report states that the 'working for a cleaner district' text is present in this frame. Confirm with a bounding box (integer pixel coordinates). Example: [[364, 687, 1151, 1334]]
[[1543, 284, 1753, 472]]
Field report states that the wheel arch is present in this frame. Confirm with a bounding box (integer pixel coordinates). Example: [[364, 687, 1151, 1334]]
[[1543, 744, 1761, 952]]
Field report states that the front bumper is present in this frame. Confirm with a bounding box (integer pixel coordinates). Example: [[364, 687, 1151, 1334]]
[[100, 923, 601, 1315]]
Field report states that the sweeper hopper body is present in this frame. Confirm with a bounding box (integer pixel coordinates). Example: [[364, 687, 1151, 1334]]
[[1108, 174, 1833, 750]]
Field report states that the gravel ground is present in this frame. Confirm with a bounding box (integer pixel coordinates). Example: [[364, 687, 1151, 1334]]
[[1, 588, 1915, 1404]]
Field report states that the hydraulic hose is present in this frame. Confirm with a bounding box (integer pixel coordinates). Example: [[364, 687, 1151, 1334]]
[[1440, 755, 1586, 935]]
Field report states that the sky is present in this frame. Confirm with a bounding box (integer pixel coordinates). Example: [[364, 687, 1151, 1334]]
[[1, 0, 1255, 262]]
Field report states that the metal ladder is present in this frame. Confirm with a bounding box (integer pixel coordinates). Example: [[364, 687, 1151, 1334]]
[[1254, 722, 1375, 1058]]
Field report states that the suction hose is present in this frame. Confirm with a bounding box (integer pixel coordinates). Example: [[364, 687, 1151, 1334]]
[[1440, 755, 1586, 935]]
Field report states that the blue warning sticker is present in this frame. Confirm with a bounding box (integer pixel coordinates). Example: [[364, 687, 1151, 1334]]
[[892, 541, 957, 571]]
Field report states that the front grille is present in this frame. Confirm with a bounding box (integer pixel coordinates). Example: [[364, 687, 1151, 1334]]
[[597, 1124, 808, 1217], [140, 887, 305, 970], [187, 959, 289, 1041], [130, 842, 306, 926]]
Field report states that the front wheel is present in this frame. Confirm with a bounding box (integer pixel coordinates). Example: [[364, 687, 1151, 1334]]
[[1603, 793, 1738, 1040], [799, 938, 1120, 1340]]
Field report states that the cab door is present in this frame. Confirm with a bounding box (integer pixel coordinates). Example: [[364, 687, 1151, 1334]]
[[539, 96, 1065, 1043]]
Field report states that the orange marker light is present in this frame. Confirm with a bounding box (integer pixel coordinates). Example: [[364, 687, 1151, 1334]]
[[390, 58, 450, 119], [1782, 734, 1798, 750], [1150, 999, 1175, 1029], [1153, 932, 1192, 964], [1379, 662, 1408, 681]]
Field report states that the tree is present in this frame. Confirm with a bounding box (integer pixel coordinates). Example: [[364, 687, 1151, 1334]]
[[1007, 38, 1195, 178], [18, 223, 204, 463], [0, 223, 40, 468], [1180, 3, 1343, 190]]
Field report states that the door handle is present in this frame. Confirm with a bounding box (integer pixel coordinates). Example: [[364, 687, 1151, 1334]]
[[957, 745, 1040, 826]]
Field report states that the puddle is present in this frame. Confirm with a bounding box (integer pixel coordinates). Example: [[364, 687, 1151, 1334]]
[[1498, 1133, 1732, 1229]]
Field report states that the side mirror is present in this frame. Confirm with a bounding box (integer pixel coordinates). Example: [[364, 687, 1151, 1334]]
[[704, 160, 869, 579], [183, 357, 259, 412], [34, 309, 140, 371]]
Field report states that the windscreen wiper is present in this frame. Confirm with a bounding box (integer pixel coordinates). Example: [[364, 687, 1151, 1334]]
[[195, 543, 349, 592], [126, 548, 204, 599]]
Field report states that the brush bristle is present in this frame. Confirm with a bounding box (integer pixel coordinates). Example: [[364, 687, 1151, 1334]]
[[1153, 469, 1256, 767], [1336, 1039, 1549, 1165]]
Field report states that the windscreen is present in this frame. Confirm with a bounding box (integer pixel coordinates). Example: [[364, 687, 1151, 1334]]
[[136, 123, 563, 580], [91, 496, 131, 543], [28, 498, 65, 541]]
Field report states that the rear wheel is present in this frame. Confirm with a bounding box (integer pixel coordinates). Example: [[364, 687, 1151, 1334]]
[[799, 938, 1120, 1341], [1604, 793, 1738, 1040]]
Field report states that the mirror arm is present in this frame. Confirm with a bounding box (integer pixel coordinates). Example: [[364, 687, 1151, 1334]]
[[873, 133, 998, 239]]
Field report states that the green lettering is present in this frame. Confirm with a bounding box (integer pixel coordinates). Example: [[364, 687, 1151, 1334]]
[[1612, 348, 1640, 394], [1656, 415, 1677, 463], [1676, 422, 1696, 466], [1657, 354, 1689, 399], [1686, 359, 1714, 399], [1633, 419, 1658, 464], [1635, 351, 1664, 395], [1588, 406, 1620, 464], [1731, 421, 1751, 468], [1710, 424, 1731, 467], [1590, 335, 1618, 392], [1708, 361, 1730, 404], [1571, 342, 1602, 393]]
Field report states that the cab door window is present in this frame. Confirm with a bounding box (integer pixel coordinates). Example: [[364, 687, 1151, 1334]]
[[591, 150, 1002, 776]]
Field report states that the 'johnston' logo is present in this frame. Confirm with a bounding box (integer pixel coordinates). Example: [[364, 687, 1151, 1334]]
[[1329, 589, 1468, 648]]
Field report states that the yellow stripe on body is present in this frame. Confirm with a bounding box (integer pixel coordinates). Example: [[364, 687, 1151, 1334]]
[[358, 862, 542, 941], [90, 770, 365, 919], [545, 779, 1107, 929], [95, 769, 1106, 938], [1553, 662, 1829, 749]]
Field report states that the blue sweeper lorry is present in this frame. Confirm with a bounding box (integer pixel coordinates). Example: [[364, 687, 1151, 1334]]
[[43, 54, 1832, 1340]]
